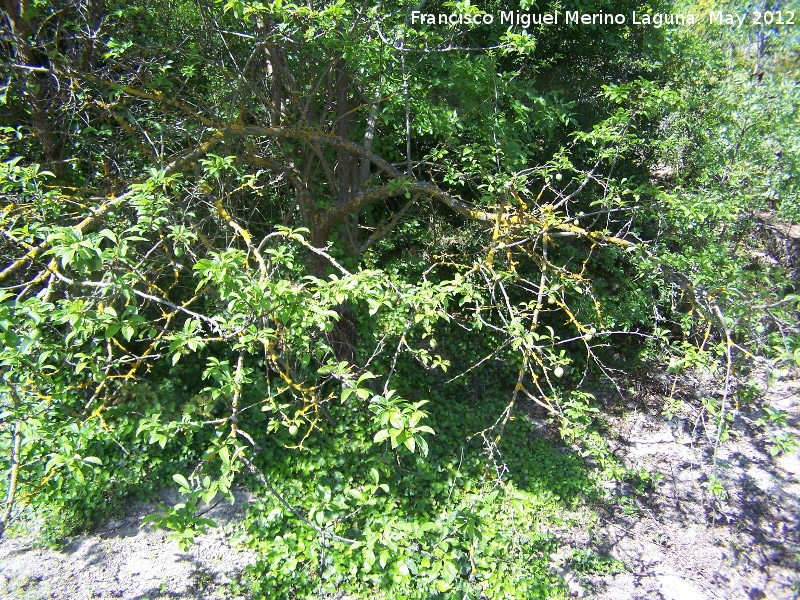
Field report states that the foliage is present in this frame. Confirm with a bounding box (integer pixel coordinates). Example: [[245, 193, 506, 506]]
[[237, 381, 585, 599], [0, 0, 797, 595], [569, 549, 627, 577]]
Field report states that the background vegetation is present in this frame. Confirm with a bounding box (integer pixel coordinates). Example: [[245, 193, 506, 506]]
[[1, 0, 798, 597]]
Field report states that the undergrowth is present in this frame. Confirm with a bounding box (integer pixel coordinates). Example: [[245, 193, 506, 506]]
[[227, 369, 632, 599]]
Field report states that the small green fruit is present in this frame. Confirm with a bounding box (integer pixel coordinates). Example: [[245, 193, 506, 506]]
[[288, 425, 299, 436], [555, 173, 563, 181], [554, 366, 564, 378]]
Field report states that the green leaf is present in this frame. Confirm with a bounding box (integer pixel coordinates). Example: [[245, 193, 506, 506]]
[[219, 444, 230, 466], [5, 330, 18, 347], [416, 435, 429, 457], [122, 324, 135, 341], [347, 488, 366, 502], [197, 517, 217, 529], [443, 559, 459, 579], [45, 455, 63, 474], [173, 473, 191, 491], [141, 513, 163, 527]]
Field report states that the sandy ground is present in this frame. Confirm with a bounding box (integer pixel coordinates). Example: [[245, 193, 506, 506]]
[[1, 373, 798, 600], [554, 372, 800, 600], [0, 490, 257, 599]]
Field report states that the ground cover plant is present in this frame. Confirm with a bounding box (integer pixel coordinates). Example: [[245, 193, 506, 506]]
[[1, 0, 798, 597]]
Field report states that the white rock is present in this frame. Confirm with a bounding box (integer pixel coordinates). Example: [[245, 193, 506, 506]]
[[656, 575, 706, 600], [776, 451, 800, 477]]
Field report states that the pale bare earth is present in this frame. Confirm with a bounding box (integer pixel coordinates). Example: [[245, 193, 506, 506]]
[[0, 490, 256, 600], [559, 372, 800, 600]]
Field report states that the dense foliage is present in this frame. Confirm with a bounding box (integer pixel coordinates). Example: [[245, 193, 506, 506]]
[[1, 0, 798, 596]]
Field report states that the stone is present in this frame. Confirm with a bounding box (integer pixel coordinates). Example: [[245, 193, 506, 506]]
[[656, 575, 706, 600]]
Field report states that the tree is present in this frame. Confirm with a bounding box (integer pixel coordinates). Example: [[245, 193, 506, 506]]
[[1, 0, 797, 594]]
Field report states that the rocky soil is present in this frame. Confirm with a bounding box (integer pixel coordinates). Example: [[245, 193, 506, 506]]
[[0, 490, 257, 599], [559, 371, 800, 600]]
